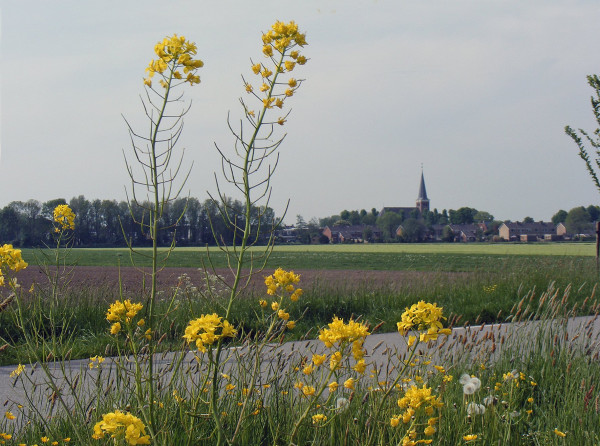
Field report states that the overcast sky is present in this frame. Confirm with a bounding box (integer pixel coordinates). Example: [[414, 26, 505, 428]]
[[1, 0, 599, 224]]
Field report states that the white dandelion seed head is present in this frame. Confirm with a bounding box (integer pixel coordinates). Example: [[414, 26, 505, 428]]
[[470, 377, 481, 392], [467, 402, 486, 416], [459, 374, 472, 385], [336, 397, 350, 411], [463, 382, 477, 395]]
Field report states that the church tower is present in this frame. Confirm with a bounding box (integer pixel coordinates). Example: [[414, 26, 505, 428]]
[[416, 170, 429, 213]]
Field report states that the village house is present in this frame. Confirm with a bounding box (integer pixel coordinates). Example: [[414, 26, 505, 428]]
[[498, 221, 560, 241], [322, 225, 382, 243], [428, 223, 487, 242]]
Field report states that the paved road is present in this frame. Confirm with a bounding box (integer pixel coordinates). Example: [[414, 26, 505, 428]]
[[1, 314, 598, 428]]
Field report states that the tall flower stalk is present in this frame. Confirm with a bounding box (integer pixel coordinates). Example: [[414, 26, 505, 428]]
[[122, 33, 203, 436], [199, 21, 307, 445]]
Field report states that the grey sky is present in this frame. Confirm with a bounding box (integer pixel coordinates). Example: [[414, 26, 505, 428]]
[[1, 0, 599, 224]]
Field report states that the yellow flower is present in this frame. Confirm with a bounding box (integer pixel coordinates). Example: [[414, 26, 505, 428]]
[[328, 381, 338, 392], [53, 205, 76, 231], [277, 309, 290, 320], [286, 320, 296, 329], [319, 317, 370, 349], [146, 34, 203, 87], [312, 354, 326, 366], [390, 416, 400, 427], [463, 434, 478, 441], [144, 328, 152, 340], [259, 299, 267, 308], [284, 61, 296, 72], [330, 351, 342, 370], [183, 313, 237, 352], [554, 429, 566, 437], [344, 378, 355, 390], [252, 63, 261, 74], [0, 244, 28, 277], [41, 437, 49, 443], [312, 414, 327, 424], [302, 364, 314, 375], [92, 410, 150, 444], [137, 319, 145, 327], [302, 386, 316, 397], [277, 117, 286, 126], [106, 299, 143, 323], [397, 301, 451, 342], [288, 78, 298, 87], [271, 301, 279, 311], [262, 45, 274, 56], [110, 322, 121, 335], [263, 97, 275, 108], [5, 412, 15, 420], [89, 356, 105, 369], [353, 359, 367, 374], [10, 364, 25, 378]]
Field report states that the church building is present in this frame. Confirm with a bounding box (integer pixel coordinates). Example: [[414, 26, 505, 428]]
[[380, 171, 430, 219]]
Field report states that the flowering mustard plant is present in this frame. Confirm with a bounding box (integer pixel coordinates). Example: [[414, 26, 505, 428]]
[[144, 34, 203, 88], [397, 301, 451, 342], [0, 244, 27, 288], [53, 204, 75, 232], [183, 313, 237, 353], [92, 410, 150, 445]]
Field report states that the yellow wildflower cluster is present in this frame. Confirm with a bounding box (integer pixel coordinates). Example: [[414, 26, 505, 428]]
[[92, 410, 150, 445], [9, 364, 25, 378], [318, 317, 370, 350], [0, 244, 28, 287], [106, 299, 144, 335], [316, 317, 369, 376], [53, 204, 75, 231], [390, 384, 443, 445], [397, 301, 451, 342], [183, 313, 237, 353], [265, 268, 301, 298], [89, 355, 105, 369], [144, 34, 203, 88], [244, 21, 308, 121]]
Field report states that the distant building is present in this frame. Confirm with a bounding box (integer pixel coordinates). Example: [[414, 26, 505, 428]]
[[498, 221, 559, 241], [429, 223, 485, 242], [322, 225, 382, 244], [381, 171, 430, 218]]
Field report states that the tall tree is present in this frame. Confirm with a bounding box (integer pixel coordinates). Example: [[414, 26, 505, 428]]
[[551, 209, 568, 225]]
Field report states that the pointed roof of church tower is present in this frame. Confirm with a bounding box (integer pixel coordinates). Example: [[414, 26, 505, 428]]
[[417, 171, 428, 201]]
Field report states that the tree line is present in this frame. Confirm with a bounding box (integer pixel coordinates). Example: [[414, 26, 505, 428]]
[[294, 204, 600, 243], [0, 196, 276, 247]]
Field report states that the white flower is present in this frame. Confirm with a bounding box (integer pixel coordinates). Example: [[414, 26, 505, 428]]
[[463, 382, 478, 395], [467, 402, 486, 416], [461, 375, 481, 395], [336, 397, 350, 411], [459, 374, 472, 385]]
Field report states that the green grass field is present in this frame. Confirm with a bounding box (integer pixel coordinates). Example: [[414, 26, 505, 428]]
[[19, 242, 597, 272]]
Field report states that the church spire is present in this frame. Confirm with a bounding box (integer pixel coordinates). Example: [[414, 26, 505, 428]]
[[416, 168, 429, 212]]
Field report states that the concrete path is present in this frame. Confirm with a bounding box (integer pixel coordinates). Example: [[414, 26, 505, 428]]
[[0, 314, 598, 428]]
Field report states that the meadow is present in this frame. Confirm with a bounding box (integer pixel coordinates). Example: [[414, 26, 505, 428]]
[[2, 20, 598, 445]]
